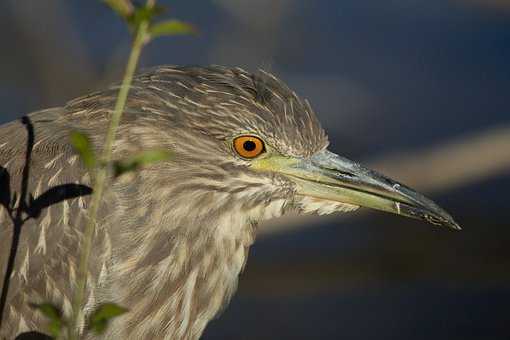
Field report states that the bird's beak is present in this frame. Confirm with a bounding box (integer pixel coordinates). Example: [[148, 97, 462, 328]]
[[252, 150, 460, 230]]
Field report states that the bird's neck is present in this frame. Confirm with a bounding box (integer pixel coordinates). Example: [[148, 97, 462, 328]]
[[101, 184, 263, 339]]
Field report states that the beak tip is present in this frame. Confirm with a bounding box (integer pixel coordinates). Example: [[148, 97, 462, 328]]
[[433, 214, 462, 231], [444, 221, 462, 231], [434, 215, 461, 231], [449, 220, 462, 231]]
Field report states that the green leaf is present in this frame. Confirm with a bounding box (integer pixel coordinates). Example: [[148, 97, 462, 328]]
[[113, 149, 171, 178], [103, 0, 134, 19], [70, 131, 96, 170], [88, 303, 128, 334], [30, 303, 64, 338], [149, 19, 197, 39]]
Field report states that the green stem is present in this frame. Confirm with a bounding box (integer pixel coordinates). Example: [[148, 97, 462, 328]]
[[68, 20, 150, 340]]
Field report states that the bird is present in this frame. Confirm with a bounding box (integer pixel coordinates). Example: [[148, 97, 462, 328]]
[[0, 65, 460, 339]]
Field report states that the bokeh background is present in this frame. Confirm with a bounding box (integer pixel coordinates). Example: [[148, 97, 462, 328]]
[[1, 0, 510, 339]]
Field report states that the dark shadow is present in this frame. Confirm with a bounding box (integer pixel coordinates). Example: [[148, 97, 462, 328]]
[[15, 331, 53, 340], [0, 116, 92, 331]]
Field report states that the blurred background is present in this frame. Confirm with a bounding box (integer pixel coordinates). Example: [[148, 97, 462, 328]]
[[1, 0, 509, 339]]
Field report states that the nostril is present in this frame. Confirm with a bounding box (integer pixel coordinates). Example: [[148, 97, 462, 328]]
[[336, 170, 357, 178], [319, 166, 356, 179]]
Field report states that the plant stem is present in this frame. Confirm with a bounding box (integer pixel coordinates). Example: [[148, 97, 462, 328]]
[[68, 19, 150, 340]]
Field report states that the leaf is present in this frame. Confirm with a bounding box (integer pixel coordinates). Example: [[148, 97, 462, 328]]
[[149, 19, 197, 39], [26, 184, 93, 218], [113, 149, 171, 178], [30, 303, 64, 338], [70, 131, 96, 170], [0, 166, 11, 212], [103, 0, 134, 19], [88, 303, 128, 334]]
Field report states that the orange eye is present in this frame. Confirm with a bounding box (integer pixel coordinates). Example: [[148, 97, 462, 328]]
[[233, 135, 265, 159]]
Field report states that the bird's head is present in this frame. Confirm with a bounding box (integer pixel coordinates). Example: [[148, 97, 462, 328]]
[[102, 66, 459, 230]]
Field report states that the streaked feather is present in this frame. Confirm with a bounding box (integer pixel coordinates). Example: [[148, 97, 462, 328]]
[[0, 66, 342, 339]]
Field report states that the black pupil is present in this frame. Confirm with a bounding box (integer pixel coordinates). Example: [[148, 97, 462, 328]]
[[243, 140, 257, 152]]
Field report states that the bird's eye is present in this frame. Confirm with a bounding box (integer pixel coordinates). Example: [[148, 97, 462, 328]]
[[233, 135, 265, 159]]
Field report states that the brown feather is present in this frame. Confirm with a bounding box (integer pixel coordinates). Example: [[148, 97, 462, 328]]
[[0, 66, 329, 339]]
